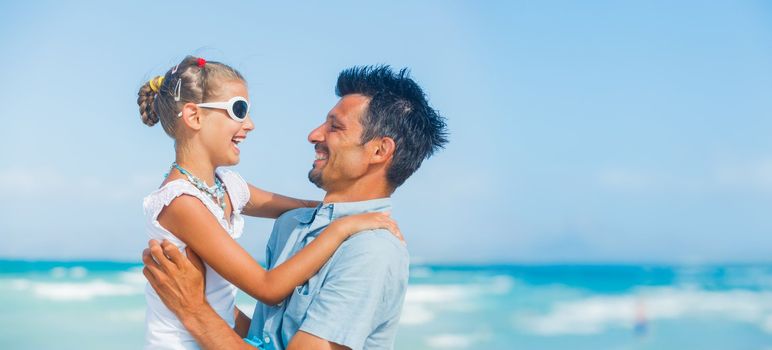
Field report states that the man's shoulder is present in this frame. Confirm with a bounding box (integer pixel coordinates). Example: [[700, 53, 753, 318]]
[[334, 229, 409, 270], [266, 208, 315, 258], [277, 207, 314, 223]]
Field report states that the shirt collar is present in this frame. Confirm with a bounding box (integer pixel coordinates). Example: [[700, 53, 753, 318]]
[[294, 197, 392, 225]]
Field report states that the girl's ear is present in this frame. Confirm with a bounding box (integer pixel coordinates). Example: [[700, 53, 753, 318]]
[[179, 103, 203, 131]]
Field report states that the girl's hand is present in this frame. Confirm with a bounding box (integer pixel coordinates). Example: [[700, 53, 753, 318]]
[[330, 212, 405, 244]]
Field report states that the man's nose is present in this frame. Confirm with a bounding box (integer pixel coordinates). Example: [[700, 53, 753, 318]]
[[308, 123, 325, 144]]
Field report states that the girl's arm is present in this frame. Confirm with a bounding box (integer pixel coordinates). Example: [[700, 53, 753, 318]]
[[158, 195, 400, 306], [242, 183, 320, 219]]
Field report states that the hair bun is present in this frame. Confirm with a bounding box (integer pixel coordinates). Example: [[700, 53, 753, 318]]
[[148, 76, 165, 93], [137, 82, 160, 126]]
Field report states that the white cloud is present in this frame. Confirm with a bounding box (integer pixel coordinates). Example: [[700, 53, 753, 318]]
[[596, 168, 660, 192], [0, 166, 66, 195], [715, 159, 772, 192]]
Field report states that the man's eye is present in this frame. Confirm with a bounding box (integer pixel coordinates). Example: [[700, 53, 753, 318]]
[[331, 124, 341, 130]]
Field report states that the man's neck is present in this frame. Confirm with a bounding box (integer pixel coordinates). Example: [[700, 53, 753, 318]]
[[322, 184, 391, 204], [321, 173, 393, 204], [322, 192, 390, 205]]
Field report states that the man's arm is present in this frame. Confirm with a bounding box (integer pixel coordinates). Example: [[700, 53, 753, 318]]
[[142, 240, 254, 350], [287, 331, 349, 350], [291, 231, 409, 350]]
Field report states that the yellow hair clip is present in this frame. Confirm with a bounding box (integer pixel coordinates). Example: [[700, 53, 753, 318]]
[[148, 76, 165, 93]]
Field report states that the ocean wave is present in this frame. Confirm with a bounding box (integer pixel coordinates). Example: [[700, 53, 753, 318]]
[[49, 266, 88, 279], [405, 275, 515, 303], [515, 286, 772, 335], [425, 334, 474, 348], [405, 284, 471, 303], [35, 280, 143, 300], [401, 275, 516, 325], [119, 268, 146, 285], [401, 284, 471, 325], [409, 267, 433, 278], [425, 331, 491, 349], [5, 278, 32, 290], [4, 278, 144, 301], [400, 303, 435, 325]]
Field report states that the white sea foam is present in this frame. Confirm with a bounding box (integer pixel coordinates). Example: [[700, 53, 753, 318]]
[[425, 334, 474, 348], [5, 278, 144, 301], [400, 303, 435, 325], [69, 266, 88, 278], [48, 266, 89, 279], [489, 275, 515, 294], [119, 268, 146, 285], [6, 278, 32, 290], [401, 276, 515, 325], [405, 284, 471, 303], [405, 275, 515, 304], [34, 280, 143, 300], [763, 315, 772, 333], [50, 267, 67, 278], [515, 286, 772, 335], [401, 284, 471, 325]]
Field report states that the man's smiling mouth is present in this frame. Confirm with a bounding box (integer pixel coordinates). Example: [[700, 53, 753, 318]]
[[314, 144, 329, 162]]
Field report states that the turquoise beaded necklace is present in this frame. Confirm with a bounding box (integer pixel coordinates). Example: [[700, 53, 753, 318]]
[[167, 162, 227, 210]]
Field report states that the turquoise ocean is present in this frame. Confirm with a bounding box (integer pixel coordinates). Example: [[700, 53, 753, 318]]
[[1, 260, 771, 349]]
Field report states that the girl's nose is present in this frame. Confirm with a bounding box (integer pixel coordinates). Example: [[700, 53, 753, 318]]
[[243, 114, 255, 131]]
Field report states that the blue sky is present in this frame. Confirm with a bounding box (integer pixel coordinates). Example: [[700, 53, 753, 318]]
[[1, 1, 771, 263]]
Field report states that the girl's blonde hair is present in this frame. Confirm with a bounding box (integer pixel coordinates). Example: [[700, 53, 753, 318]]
[[137, 56, 245, 137]]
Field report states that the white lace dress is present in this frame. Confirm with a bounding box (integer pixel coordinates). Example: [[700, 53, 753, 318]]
[[142, 168, 250, 350]]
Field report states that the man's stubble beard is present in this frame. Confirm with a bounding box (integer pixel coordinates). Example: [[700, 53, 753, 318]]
[[308, 168, 324, 189]]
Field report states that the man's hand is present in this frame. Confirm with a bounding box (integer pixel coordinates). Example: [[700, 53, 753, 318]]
[[142, 239, 207, 318]]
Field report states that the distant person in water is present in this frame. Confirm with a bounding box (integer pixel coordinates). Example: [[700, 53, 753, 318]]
[[143, 65, 448, 349]]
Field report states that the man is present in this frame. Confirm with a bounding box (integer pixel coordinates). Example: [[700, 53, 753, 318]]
[[143, 65, 448, 349]]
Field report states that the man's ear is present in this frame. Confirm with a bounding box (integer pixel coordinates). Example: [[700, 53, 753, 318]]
[[370, 136, 395, 165], [179, 103, 203, 131]]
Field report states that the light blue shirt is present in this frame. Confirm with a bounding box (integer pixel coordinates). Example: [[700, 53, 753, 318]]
[[245, 198, 409, 350]]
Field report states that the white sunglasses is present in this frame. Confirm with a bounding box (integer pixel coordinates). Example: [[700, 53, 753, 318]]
[[177, 96, 250, 122]]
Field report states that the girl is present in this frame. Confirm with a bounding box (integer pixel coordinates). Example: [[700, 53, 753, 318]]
[[137, 56, 401, 349]]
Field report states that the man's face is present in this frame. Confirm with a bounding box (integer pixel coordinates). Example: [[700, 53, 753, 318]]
[[307, 94, 372, 191]]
